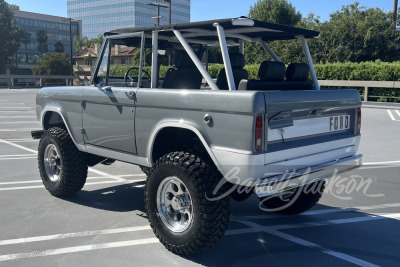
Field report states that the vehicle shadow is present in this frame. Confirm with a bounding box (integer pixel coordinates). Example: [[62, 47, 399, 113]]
[[62, 181, 147, 214], [61, 184, 400, 266], [182, 196, 400, 266]]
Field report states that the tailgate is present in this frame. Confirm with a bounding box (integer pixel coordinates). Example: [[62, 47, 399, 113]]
[[262, 89, 361, 166]]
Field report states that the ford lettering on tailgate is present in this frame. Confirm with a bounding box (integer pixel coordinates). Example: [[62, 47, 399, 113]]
[[329, 115, 350, 132]]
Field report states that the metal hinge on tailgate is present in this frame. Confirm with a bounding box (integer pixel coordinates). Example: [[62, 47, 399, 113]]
[[269, 110, 293, 129]]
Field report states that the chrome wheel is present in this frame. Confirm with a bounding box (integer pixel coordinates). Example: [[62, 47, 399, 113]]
[[156, 176, 193, 233], [43, 144, 61, 182]]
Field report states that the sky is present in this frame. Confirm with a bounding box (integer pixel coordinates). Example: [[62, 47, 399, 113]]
[[5, 0, 395, 22]]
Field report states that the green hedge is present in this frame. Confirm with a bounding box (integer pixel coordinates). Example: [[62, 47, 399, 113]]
[[314, 61, 400, 81], [313, 62, 400, 102], [210, 62, 400, 81], [110, 65, 169, 78]]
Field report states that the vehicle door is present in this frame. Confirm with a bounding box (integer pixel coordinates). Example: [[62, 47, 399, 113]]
[[82, 32, 147, 154]]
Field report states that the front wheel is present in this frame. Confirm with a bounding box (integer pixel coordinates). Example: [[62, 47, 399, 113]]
[[145, 151, 230, 254], [38, 127, 88, 197]]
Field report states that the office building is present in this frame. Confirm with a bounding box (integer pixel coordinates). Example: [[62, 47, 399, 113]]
[[12, 5, 82, 75], [67, 0, 190, 39]]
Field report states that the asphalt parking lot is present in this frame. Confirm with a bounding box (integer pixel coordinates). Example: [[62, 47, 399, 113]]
[[0, 89, 399, 267]]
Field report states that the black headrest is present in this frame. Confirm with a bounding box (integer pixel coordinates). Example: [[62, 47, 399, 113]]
[[229, 53, 245, 68], [286, 63, 310, 81], [173, 50, 195, 68], [258, 61, 286, 81]]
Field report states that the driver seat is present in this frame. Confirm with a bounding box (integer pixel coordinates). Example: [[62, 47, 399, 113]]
[[162, 51, 202, 89]]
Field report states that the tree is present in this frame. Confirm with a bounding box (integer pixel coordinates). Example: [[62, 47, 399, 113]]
[[32, 52, 70, 75], [20, 30, 31, 63], [73, 36, 88, 51], [249, 0, 301, 25], [91, 34, 103, 46], [54, 41, 65, 53], [32, 52, 71, 84], [245, 0, 303, 64], [36, 29, 48, 55], [0, 0, 24, 73], [315, 2, 400, 62]]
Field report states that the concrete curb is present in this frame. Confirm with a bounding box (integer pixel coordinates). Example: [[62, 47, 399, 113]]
[[362, 102, 400, 109]]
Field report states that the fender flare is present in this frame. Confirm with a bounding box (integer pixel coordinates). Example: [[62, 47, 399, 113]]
[[146, 121, 221, 169], [41, 106, 85, 151]]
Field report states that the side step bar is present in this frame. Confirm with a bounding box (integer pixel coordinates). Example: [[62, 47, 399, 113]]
[[255, 154, 363, 197]]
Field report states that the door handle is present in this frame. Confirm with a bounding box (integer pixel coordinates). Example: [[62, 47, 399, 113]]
[[123, 90, 136, 98], [98, 86, 112, 92]]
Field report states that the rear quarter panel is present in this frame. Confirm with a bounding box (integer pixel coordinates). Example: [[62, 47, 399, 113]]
[[135, 89, 266, 162]]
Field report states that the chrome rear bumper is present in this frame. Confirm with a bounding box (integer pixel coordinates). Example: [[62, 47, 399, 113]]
[[255, 154, 363, 198]]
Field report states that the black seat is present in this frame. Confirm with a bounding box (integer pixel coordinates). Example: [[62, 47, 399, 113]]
[[285, 63, 313, 90], [238, 61, 286, 90], [239, 61, 314, 91], [216, 53, 248, 90], [162, 51, 202, 89]]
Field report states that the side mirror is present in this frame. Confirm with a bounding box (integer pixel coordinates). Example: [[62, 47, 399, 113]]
[[96, 81, 105, 88]]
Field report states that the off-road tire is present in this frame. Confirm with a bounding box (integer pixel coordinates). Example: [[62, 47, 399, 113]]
[[145, 151, 230, 254], [140, 166, 152, 177], [260, 180, 326, 215], [38, 127, 88, 197]]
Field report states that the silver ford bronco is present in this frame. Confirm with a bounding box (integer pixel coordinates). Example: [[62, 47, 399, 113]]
[[32, 18, 363, 254]]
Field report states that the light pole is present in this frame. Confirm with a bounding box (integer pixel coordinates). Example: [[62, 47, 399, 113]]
[[162, 0, 172, 65], [147, 2, 168, 26], [162, 0, 171, 25]]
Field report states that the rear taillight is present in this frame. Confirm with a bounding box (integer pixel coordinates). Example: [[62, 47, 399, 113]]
[[255, 116, 263, 151], [357, 107, 361, 134]]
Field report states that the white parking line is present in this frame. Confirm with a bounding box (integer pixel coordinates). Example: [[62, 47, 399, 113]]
[[0, 157, 36, 160], [0, 203, 398, 263], [234, 218, 380, 267], [0, 128, 39, 132], [363, 160, 400, 165], [243, 202, 400, 220], [0, 177, 142, 186], [0, 139, 37, 153], [0, 238, 159, 262], [88, 168, 127, 182], [1, 138, 38, 142], [0, 121, 40, 124], [0, 116, 36, 119], [0, 107, 35, 110], [0, 225, 152, 246], [270, 213, 400, 230], [387, 110, 400, 121], [387, 110, 396, 120], [0, 154, 36, 158], [0, 180, 146, 191], [0, 212, 388, 264]]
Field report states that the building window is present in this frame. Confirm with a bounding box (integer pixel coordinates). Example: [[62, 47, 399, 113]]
[[85, 59, 92, 66]]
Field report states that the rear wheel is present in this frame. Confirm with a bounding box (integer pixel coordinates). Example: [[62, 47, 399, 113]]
[[259, 180, 325, 215], [145, 151, 230, 254], [38, 127, 88, 197]]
